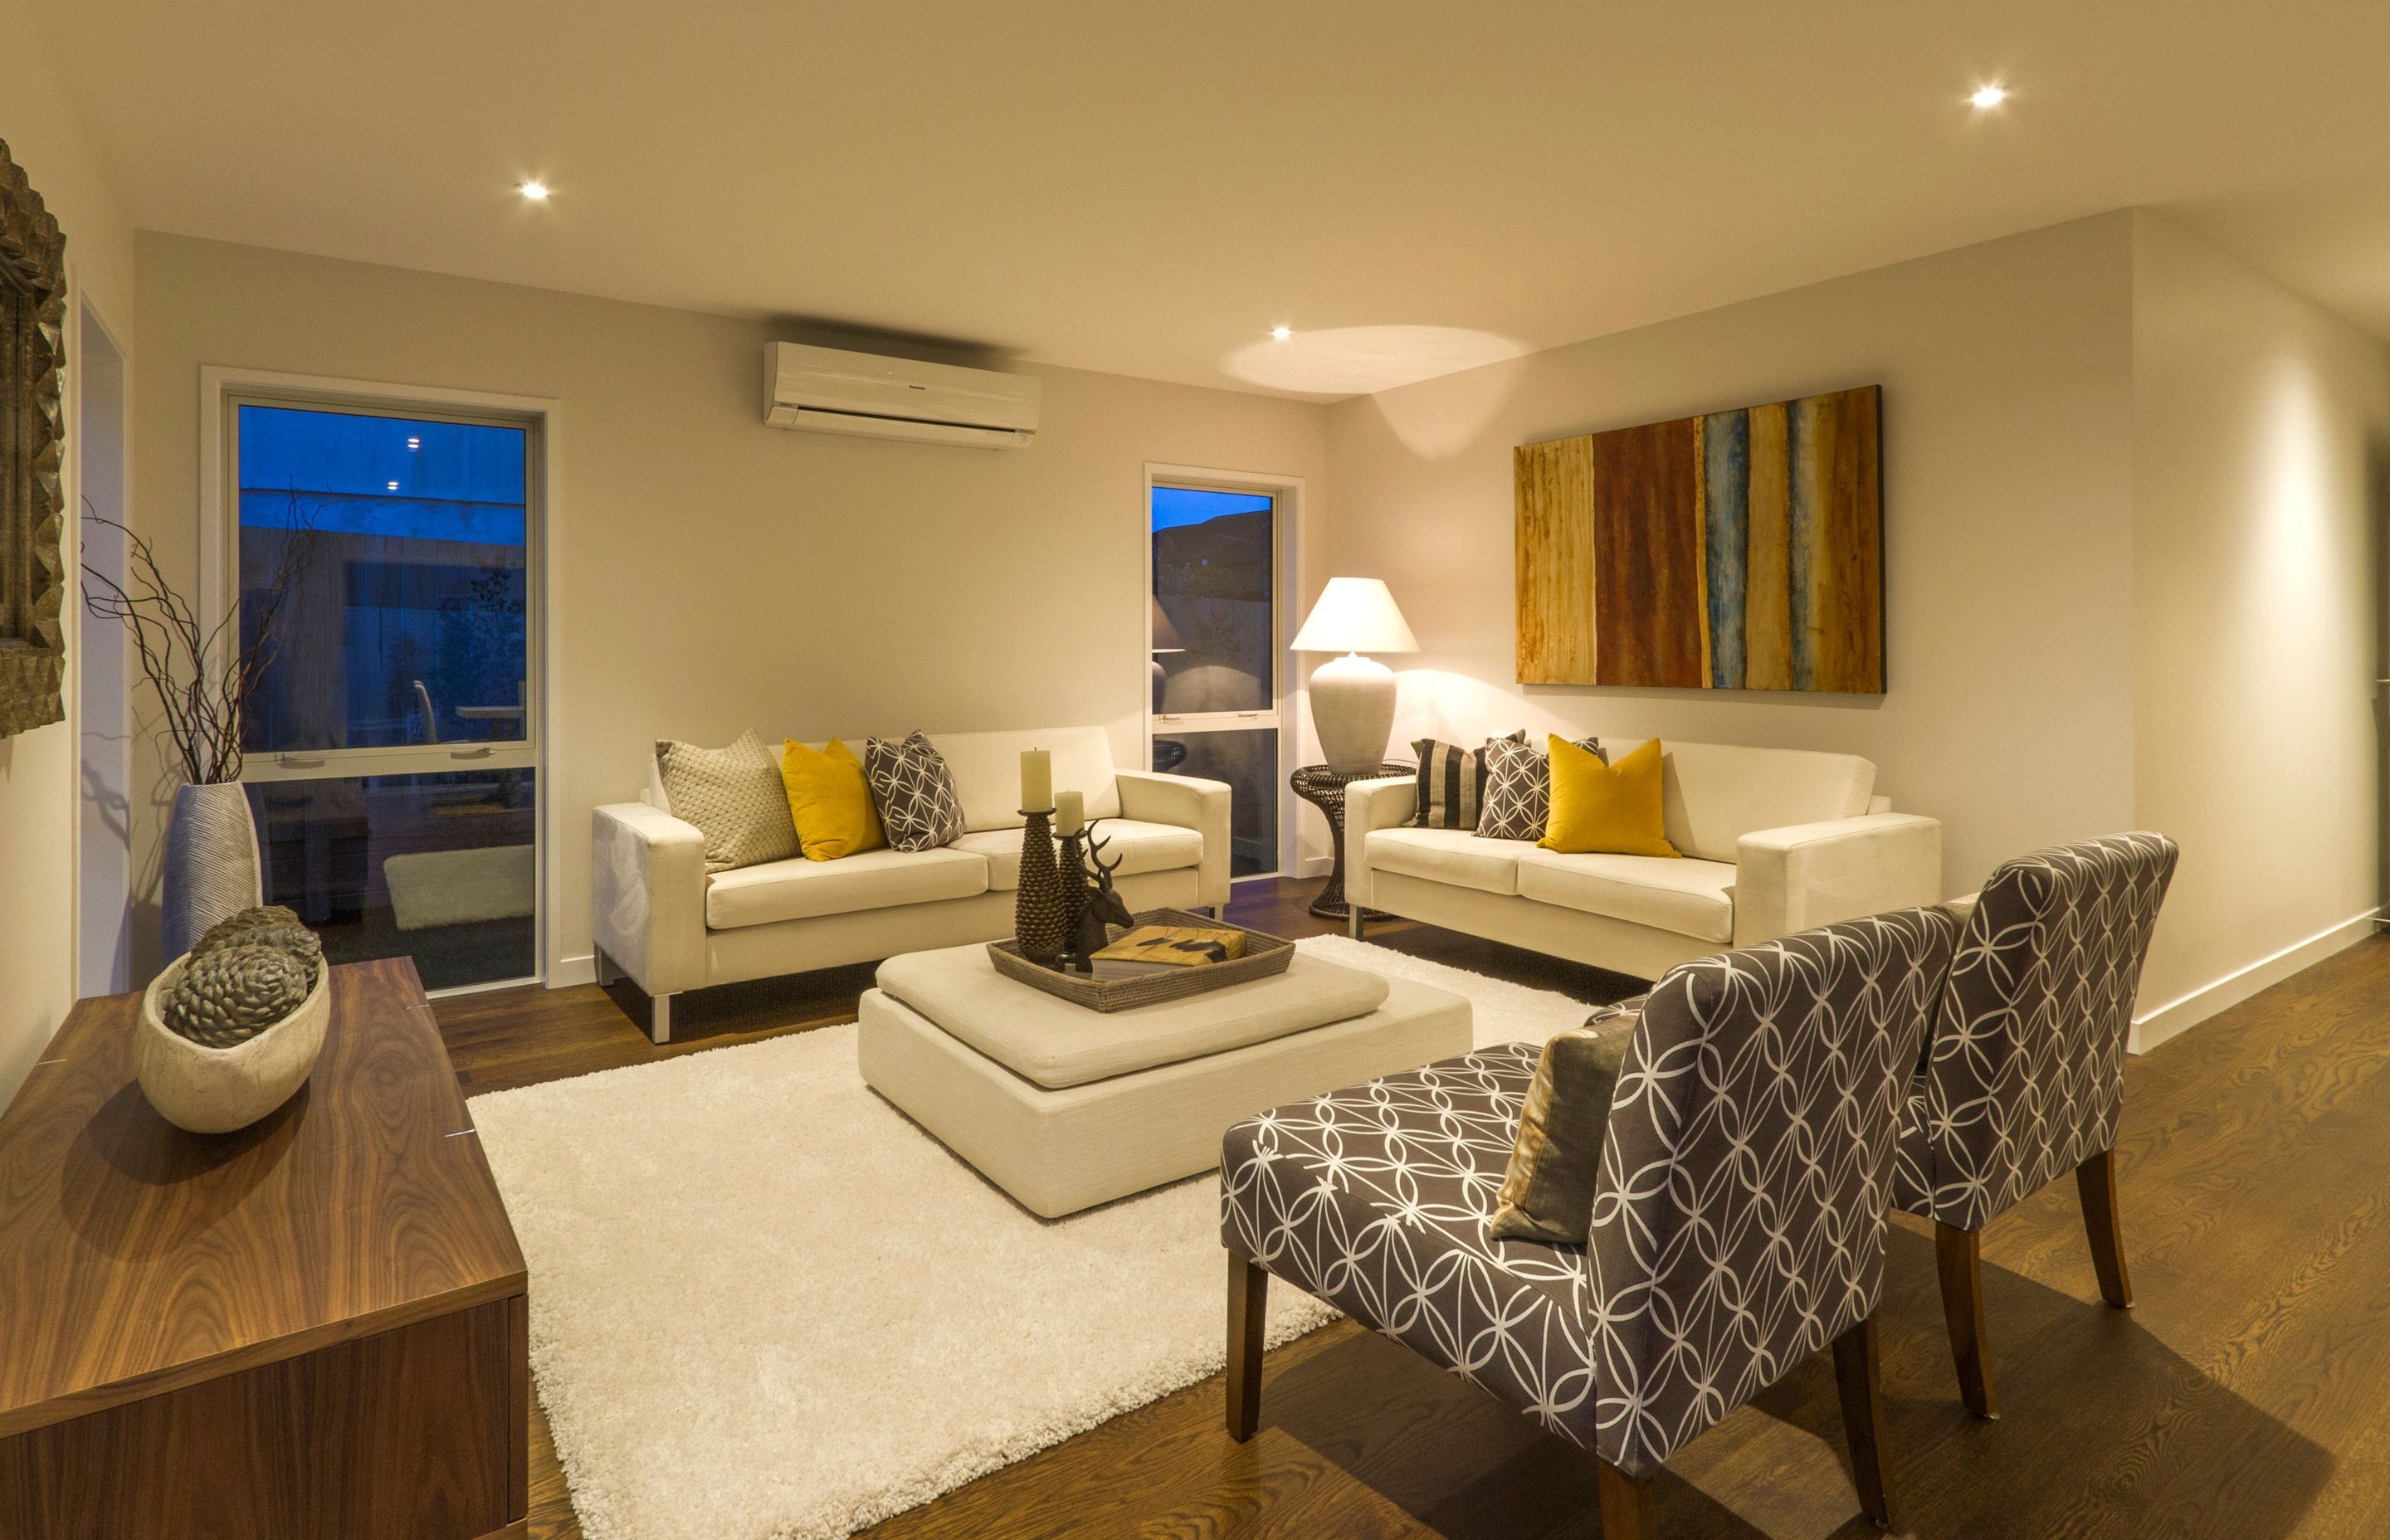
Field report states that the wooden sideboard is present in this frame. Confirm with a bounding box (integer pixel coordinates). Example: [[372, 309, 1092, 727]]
[[0, 958, 529, 1540]]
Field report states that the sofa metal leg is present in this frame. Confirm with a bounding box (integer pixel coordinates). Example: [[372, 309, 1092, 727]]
[[649, 992, 673, 1046], [1831, 1313, 1895, 1530], [1226, 1248, 1268, 1441], [2076, 1145, 2134, 1309], [1595, 1459, 1656, 1540], [593, 948, 618, 987], [1347, 909, 1364, 941], [1934, 1221, 1998, 1418]]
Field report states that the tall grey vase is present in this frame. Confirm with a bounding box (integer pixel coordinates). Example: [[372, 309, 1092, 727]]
[[163, 782, 264, 959]]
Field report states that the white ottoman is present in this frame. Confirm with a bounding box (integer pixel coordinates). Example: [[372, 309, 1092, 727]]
[[858, 943, 1471, 1217]]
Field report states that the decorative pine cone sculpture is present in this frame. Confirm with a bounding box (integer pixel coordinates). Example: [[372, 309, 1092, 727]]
[[165, 943, 311, 1047], [193, 904, 324, 987]]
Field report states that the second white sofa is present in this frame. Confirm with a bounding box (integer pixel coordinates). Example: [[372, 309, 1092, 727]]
[[593, 725, 1231, 1040], [1345, 738, 1940, 981]]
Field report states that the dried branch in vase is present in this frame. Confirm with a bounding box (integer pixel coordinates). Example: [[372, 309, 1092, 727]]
[[81, 495, 317, 786]]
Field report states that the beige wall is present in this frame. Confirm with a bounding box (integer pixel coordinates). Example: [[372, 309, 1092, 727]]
[[129, 233, 1330, 983], [0, 0, 137, 1102], [2129, 212, 2390, 1042], [1324, 214, 2142, 903]]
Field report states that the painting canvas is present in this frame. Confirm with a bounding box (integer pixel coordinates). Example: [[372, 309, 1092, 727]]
[[1515, 383, 1882, 693]]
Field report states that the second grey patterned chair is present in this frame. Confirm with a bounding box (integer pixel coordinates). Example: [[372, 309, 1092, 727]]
[[1222, 907, 1958, 1538], [1892, 832, 2178, 1418]]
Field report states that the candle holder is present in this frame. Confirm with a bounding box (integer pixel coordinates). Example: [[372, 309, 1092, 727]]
[[1055, 827, 1090, 972], [1013, 807, 1069, 967]]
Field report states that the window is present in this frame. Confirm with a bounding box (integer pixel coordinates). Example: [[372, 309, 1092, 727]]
[[225, 397, 541, 991], [1149, 481, 1282, 879]]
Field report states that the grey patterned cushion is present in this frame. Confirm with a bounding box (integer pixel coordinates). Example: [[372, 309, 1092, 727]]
[[1411, 732, 1523, 830], [1224, 904, 1956, 1477], [1475, 733, 1602, 841], [1488, 1023, 1634, 1244], [655, 730, 799, 874], [864, 731, 967, 852], [1894, 833, 2178, 1231]]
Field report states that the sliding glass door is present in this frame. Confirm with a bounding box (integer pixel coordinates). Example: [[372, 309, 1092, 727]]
[[227, 397, 541, 991], [1149, 482, 1280, 879]]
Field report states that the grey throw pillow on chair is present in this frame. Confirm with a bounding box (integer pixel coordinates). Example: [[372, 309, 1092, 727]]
[[1489, 1009, 1638, 1245]]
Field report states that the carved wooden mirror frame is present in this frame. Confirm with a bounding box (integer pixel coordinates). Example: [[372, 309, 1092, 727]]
[[0, 137, 66, 738]]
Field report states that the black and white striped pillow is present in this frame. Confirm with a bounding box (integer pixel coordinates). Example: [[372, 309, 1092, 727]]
[[1411, 732, 1524, 830]]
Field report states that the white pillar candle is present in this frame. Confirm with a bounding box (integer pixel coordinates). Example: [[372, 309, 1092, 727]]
[[1020, 748, 1052, 813], [1054, 790, 1084, 836]]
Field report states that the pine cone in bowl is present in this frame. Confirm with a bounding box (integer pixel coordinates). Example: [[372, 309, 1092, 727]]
[[165, 943, 313, 1048], [193, 904, 324, 987]]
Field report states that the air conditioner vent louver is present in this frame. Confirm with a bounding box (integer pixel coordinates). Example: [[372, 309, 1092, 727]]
[[764, 343, 1039, 449]]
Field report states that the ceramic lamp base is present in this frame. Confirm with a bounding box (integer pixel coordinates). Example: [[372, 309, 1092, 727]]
[[1308, 652, 1397, 777]]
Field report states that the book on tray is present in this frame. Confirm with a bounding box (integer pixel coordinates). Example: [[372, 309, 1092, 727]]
[[1087, 924, 1247, 979]]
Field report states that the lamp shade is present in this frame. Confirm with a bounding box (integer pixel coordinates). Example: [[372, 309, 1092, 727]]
[[1149, 597, 1185, 652], [1290, 578, 1418, 654]]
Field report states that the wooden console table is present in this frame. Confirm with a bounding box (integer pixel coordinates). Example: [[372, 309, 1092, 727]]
[[0, 958, 528, 1540]]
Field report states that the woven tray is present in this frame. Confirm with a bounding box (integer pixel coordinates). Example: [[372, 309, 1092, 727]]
[[987, 908, 1295, 1011]]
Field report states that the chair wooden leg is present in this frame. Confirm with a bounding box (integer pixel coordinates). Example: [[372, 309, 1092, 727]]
[[1831, 1313, 1895, 1530], [2076, 1145, 2134, 1309], [1596, 1458, 1657, 1540], [1226, 1248, 1268, 1441], [1934, 1221, 1999, 1419]]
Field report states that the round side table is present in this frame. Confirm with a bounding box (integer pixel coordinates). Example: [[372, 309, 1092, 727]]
[[1290, 763, 1413, 920]]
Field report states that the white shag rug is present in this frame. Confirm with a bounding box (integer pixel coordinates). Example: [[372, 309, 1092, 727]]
[[469, 937, 1603, 1540]]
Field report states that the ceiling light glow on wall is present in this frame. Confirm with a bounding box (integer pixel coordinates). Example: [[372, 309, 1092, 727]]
[[519, 180, 551, 201], [1968, 84, 2009, 110], [1270, 326, 1293, 341]]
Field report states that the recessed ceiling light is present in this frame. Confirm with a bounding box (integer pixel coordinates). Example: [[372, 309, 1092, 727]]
[[519, 180, 551, 201], [1270, 325, 1293, 341], [406, 436, 421, 451], [387, 480, 399, 490], [1969, 85, 2009, 110]]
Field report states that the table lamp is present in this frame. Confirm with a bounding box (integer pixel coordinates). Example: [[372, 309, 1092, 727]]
[[1290, 578, 1418, 776]]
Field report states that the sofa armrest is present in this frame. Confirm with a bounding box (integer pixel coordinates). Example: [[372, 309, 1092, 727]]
[[592, 802, 710, 996], [1733, 813, 1942, 948], [1343, 774, 1417, 910], [1116, 770, 1232, 909]]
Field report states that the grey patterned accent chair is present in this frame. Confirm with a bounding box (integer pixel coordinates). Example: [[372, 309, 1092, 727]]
[[1893, 832, 2178, 1419], [1221, 907, 1959, 1538]]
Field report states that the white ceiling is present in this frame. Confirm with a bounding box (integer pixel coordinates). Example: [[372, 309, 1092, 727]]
[[31, 0, 2390, 397]]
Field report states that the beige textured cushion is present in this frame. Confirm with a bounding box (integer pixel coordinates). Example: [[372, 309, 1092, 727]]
[[875, 944, 1392, 1089], [1516, 849, 1737, 943], [656, 731, 800, 873], [1367, 826, 1529, 897], [1489, 1021, 1636, 1243], [705, 846, 988, 929], [950, 818, 1203, 892], [1657, 741, 1875, 864]]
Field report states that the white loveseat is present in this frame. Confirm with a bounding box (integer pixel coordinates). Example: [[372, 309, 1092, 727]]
[[1345, 739, 1940, 981], [592, 726, 1230, 1040]]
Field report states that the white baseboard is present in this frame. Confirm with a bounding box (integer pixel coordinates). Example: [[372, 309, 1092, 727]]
[[2130, 909, 2379, 1054], [550, 952, 597, 988], [1293, 855, 1333, 878]]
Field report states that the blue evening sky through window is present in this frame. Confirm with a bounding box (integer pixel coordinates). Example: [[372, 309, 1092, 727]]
[[1151, 485, 1271, 532], [238, 404, 527, 547]]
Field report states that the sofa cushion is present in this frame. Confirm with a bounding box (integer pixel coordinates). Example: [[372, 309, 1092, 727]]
[[1515, 849, 1737, 943], [865, 732, 968, 852], [928, 726, 1123, 834], [705, 846, 988, 929], [656, 731, 801, 873], [951, 818, 1203, 892], [1658, 741, 1875, 864], [876, 946, 1392, 1089], [1368, 826, 1531, 896]]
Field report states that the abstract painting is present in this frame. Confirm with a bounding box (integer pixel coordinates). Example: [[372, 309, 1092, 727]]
[[1515, 383, 1882, 693]]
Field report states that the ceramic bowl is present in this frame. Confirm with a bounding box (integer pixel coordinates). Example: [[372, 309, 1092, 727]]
[[134, 953, 331, 1133]]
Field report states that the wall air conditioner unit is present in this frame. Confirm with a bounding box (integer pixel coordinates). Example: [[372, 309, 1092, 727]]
[[763, 342, 1040, 448]]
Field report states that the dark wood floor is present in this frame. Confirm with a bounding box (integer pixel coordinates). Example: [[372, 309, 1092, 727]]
[[437, 880, 2390, 1539]]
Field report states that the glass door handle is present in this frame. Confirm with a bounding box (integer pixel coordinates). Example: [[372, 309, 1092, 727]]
[[277, 753, 326, 769], [450, 745, 495, 759]]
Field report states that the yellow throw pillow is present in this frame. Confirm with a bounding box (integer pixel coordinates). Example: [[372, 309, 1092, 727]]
[[1540, 736, 1680, 858], [780, 738, 885, 861]]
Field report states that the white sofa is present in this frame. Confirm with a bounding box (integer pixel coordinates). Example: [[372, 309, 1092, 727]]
[[1345, 739, 1940, 981], [592, 726, 1231, 1040]]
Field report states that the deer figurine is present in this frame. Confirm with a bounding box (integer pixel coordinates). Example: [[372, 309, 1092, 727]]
[[1066, 820, 1135, 971]]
